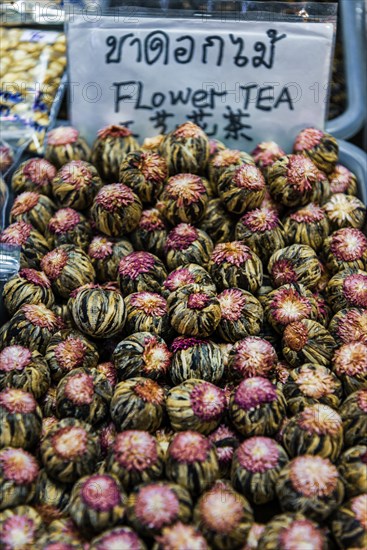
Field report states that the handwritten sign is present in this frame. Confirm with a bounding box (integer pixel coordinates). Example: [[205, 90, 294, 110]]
[[68, 14, 335, 150]]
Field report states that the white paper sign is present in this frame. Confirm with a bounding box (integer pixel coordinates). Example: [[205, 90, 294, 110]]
[[68, 14, 334, 151]]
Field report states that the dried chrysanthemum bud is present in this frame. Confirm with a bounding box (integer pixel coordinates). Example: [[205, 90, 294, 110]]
[[294, 127, 338, 174], [111, 377, 165, 432], [169, 337, 223, 384], [102, 430, 164, 491], [124, 292, 170, 337], [88, 235, 133, 283], [113, 332, 171, 382], [194, 481, 253, 549], [268, 244, 321, 290], [218, 164, 265, 214], [199, 198, 235, 244], [154, 522, 208, 550], [159, 121, 210, 175], [229, 377, 287, 437], [90, 183, 142, 237], [166, 430, 219, 494], [340, 389, 367, 447], [51, 160, 102, 210], [56, 367, 112, 424], [235, 207, 286, 262], [119, 150, 168, 204], [283, 203, 330, 252], [257, 513, 328, 550], [163, 263, 216, 296], [92, 124, 139, 181], [165, 224, 213, 271], [276, 455, 344, 520], [90, 527, 146, 550], [208, 148, 254, 188], [338, 445, 367, 498], [118, 251, 167, 295], [41, 245, 95, 299], [217, 288, 263, 342], [167, 379, 226, 434], [332, 341, 367, 394], [329, 163, 358, 195], [331, 494, 367, 549], [3, 268, 54, 316], [323, 193, 366, 230], [0, 388, 42, 449], [127, 482, 192, 537], [0, 221, 50, 270], [251, 141, 285, 177], [11, 158, 56, 196], [0, 506, 44, 549], [231, 436, 289, 504], [324, 227, 367, 275], [208, 424, 239, 476], [0, 447, 39, 509], [209, 241, 263, 293], [68, 473, 126, 535], [168, 284, 221, 338], [0, 345, 50, 398], [10, 191, 56, 234], [282, 319, 336, 367], [326, 268, 367, 312], [45, 208, 92, 250], [131, 208, 168, 259], [46, 126, 91, 168], [142, 134, 165, 152], [329, 307, 367, 346], [228, 337, 277, 380]]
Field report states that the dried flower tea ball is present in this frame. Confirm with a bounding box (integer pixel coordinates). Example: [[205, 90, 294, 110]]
[[3, 268, 54, 316], [51, 160, 102, 210], [0, 506, 44, 549], [111, 377, 164, 432], [159, 173, 210, 225], [167, 379, 226, 435], [199, 198, 235, 244], [329, 308, 367, 346], [340, 389, 367, 447], [169, 337, 223, 384], [208, 148, 254, 187], [0, 304, 63, 354], [159, 121, 209, 175], [257, 513, 328, 550], [0, 388, 42, 449], [124, 292, 170, 337], [294, 127, 338, 174], [41, 245, 95, 299], [90, 184, 142, 237], [0, 221, 50, 270], [0, 346, 50, 398], [68, 473, 126, 535], [208, 424, 238, 476], [329, 163, 358, 195], [276, 455, 344, 520], [218, 164, 266, 215], [127, 482, 192, 537], [163, 263, 216, 296], [331, 494, 367, 549], [90, 527, 146, 550], [11, 158, 56, 196], [268, 244, 321, 290], [0, 447, 39, 509], [69, 283, 126, 339], [323, 193, 366, 230], [209, 241, 263, 293], [40, 418, 100, 483], [324, 228, 367, 275], [283, 204, 330, 253], [102, 430, 164, 491], [282, 319, 336, 367], [332, 341, 367, 394], [0, 142, 14, 173], [154, 522, 208, 550], [251, 141, 285, 176], [118, 251, 167, 295], [168, 284, 221, 337], [166, 431, 219, 494], [46, 126, 91, 168], [56, 367, 112, 424], [194, 481, 253, 549], [231, 436, 289, 505], [9, 191, 56, 234], [113, 332, 171, 381], [282, 363, 342, 414], [228, 337, 277, 380], [235, 207, 286, 263], [45, 208, 92, 250], [119, 150, 167, 204], [216, 289, 263, 343], [142, 134, 165, 152], [229, 377, 287, 437], [88, 235, 133, 283], [131, 208, 168, 259], [92, 124, 139, 181], [326, 268, 367, 312], [338, 445, 367, 497], [33, 470, 70, 520], [165, 224, 213, 271]]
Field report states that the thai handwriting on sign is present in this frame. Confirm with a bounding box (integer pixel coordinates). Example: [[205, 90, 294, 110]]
[[105, 29, 286, 69]]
